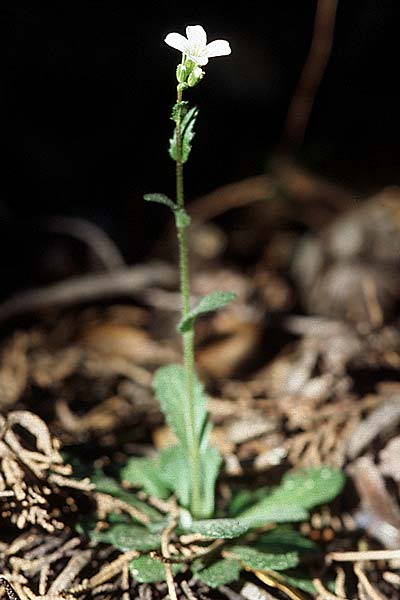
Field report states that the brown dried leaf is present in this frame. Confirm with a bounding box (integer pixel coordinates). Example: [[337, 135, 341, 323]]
[[197, 322, 260, 379], [0, 334, 31, 411], [292, 188, 400, 324], [379, 436, 400, 483], [79, 323, 177, 365], [348, 455, 400, 548], [347, 395, 400, 459]]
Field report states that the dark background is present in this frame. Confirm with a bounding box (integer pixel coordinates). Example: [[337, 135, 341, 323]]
[[0, 1, 398, 293]]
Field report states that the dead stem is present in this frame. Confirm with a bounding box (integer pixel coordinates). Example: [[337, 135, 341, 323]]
[[312, 577, 348, 600], [334, 567, 346, 599], [40, 216, 125, 271], [186, 539, 224, 563], [38, 566, 49, 597], [10, 538, 81, 577], [121, 563, 130, 600], [280, 0, 338, 152], [0, 262, 176, 324], [0, 578, 22, 600], [161, 503, 179, 600], [47, 550, 92, 595], [180, 580, 197, 600], [353, 562, 387, 600], [95, 492, 150, 525], [327, 549, 400, 563], [67, 549, 139, 595]]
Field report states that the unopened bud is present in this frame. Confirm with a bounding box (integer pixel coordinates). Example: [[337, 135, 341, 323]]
[[184, 58, 195, 71], [176, 64, 187, 83], [187, 66, 205, 87]]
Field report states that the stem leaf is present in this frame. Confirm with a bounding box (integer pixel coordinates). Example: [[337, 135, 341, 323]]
[[175, 207, 191, 228], [179, 291, 236, 333], [169, 105, 199, 163], [171, 100, 189, 123], [144, 193, 190, 227], [144, 193, 176, 210]]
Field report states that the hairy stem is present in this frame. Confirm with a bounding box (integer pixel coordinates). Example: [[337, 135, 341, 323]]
[[175, 84, 201, 517]]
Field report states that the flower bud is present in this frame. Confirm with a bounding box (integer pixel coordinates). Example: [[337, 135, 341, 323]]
[[187, 66, 205, 87], [176, 64, 187, 83], [184, 58, 195, 71]]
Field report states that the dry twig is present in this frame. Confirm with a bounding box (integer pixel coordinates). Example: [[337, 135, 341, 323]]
[[280, 0, 338, 152], [0, 262, 176, 324]]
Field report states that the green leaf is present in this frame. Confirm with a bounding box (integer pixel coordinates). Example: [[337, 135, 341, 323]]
[[169, 106, 199, 163], [179, 291, 236, 333], [275, 569, 319, 595], [143, 193, 176, 210], [91, 472, 127, 496], [240, 467, 345, 527], [228, 487, 270, 517], [158, 444, 221, 518], [174, 207, 191, 228], [107, 513, 131, 525], [180, 106, 198, 163], [188, 518, 249, 540], [199, 445, 222, 518], [228, 546, 299, 571], [62, 452, 92, 479], [91, 472, 162, 521], [242, 505, 309, 528], [196, 559, 241, 588], [75, 517, 97, 537], [91, 523, 161, 552], [255, 525, 318, 554], [129, 555, 182, 583], [144, 194, 191, 229], [153, 364, 207, 451], [153, 364, 222, 517], [77, 515, 163, 549], [120, 456, 170, 499], [171, 100, 189, 123], [273, 467, 345, 510], [159, 444, 191, 508]]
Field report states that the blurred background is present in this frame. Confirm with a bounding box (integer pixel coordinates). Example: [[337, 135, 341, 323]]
[[0, 1, 399, 296]]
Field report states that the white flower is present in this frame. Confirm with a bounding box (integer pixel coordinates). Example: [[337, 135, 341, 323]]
[[165, 25, 231, 66]]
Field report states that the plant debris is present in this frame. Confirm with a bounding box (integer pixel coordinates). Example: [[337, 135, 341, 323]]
[[0, 411, 93, 532]]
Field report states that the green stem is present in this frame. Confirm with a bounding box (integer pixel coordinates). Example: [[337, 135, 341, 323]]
[[175, 86, 185, 210], [175, 84, 201, 517]]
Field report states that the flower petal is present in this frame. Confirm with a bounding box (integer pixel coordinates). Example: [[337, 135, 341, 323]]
[[205, 39, 231, 58], [186, 25, 207, 47], [187, 53, 209, 66], [164, 32, 189, 54]]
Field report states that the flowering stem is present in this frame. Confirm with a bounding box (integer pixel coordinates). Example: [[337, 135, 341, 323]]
[[175, 84, 201, 517]]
